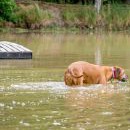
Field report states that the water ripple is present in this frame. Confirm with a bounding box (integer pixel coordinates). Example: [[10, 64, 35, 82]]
[[10, 82, 130, 94]]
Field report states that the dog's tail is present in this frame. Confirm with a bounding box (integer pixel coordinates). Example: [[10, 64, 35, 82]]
[[67, 69, 83, 78], [64, 69, 83, 86], [64, 70, 73, 86]]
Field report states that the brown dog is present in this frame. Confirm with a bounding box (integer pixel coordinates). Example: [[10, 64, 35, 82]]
[[64, 61, 128, 86]]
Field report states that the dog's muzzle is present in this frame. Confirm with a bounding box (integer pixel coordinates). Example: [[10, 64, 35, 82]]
[[121, 74, 128, 82]]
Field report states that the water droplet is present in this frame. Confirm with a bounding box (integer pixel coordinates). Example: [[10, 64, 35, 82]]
[[101, 112, 113, 115], [53, 120, 61, 126], [10, 107, 13, 110], [36, 119, 40, 122], [19, 120, 30, 126], [32, 115, 38, 118], [12, 101, 16, 105], [0, 103, 4, 107], [21, 102, 25, 106]]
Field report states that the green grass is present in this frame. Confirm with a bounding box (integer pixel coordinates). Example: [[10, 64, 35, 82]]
[[101, 4, 130, 30], [16, 3, 53, 29], [62, 6, 97, 28]]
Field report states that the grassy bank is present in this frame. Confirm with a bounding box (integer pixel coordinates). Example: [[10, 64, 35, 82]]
[[1, 2, 130, 32]]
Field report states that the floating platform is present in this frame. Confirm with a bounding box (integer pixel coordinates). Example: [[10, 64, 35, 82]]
[[0, 41, 32, 59]]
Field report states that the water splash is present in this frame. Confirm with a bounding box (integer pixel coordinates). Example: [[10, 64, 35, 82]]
[[10, 82, 130, 94]]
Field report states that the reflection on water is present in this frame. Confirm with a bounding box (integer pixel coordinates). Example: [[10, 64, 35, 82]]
[[0, 32, 130, 130]]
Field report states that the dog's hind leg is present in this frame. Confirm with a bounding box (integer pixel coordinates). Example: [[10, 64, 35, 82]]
[[78, 77, 84, 86]]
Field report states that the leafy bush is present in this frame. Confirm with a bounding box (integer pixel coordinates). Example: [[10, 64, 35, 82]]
[[17, 4, 53, 29], [22, 4, 52, 24], [0, 0, 17, 22], [62, 7, 97, 28], [101, 4, 130, 30]]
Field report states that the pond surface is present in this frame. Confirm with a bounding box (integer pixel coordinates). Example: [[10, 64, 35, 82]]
[[0, 32, 130, 130]]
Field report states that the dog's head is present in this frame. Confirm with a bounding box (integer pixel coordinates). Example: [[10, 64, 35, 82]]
[[114, 66, 128, 82]]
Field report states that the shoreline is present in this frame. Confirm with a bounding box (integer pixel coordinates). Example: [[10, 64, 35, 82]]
[[1, 2, 130, 33], [0, 27, 130, 34]]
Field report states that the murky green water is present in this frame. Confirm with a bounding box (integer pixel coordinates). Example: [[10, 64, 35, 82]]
[[0, 32, 130, 130]]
